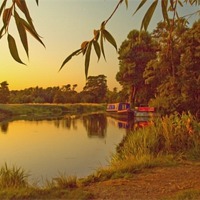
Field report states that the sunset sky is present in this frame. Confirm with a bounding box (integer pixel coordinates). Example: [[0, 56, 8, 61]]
[[0, 0, 199, 91]]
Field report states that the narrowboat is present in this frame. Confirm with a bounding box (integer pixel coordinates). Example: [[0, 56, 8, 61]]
[[106, 102, 134, 120], [134, 106, 156, 117]]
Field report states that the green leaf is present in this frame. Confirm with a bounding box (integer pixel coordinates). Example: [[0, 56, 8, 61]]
[[7, 34, 25, 65], [93, 29, 100, 41], [85, 41, 92, 78], [14, 11, 29, 57], [170, 0, 174, 9], [141, 0, 158, 31], [3, 8, 12, 26], [0, 0, 7, 17], [20, 18, 45, 47], [0, 25, 6, 39], [35, 0, 39, 6], [161, 0, 170, 26], [59, 48, 82, 71], [93, 40, 101, 60], [133, 0, 147, 15], [100, 31, 106, 60], [125, 0, 128, 9], [178, 0, 183, 7], [15, 0, 36, 32], [102, 29, 117, 51]]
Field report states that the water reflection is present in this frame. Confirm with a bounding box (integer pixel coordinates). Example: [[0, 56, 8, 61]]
[[0, 113, 127, 184], [0, 113, 152, 135], [83, 113, 107, 138], [0, 113, 154, 185], [0, 121, 9, 133]]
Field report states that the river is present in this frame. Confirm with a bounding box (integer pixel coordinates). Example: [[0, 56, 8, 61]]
[[0, 113, 136, 185]]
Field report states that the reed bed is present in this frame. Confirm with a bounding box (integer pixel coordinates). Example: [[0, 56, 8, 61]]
[[84, 112, 200, 183]]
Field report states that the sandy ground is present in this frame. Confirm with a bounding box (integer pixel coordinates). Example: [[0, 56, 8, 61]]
[[84, 162, 200, 200]]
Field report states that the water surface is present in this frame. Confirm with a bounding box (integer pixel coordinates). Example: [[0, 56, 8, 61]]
[[0, 113, 131, 184]]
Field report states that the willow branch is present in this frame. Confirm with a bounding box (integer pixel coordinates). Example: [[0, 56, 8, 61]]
[[104, 0, 124, 26]]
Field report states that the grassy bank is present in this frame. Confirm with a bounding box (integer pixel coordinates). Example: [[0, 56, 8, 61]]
[[0, 103, 106, 120], [83, 112, 200, 182]]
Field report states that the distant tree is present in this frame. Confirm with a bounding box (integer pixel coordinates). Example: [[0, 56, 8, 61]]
[[106, 87, 119, 103], [0, 81, 10, 103], [83, 75, 107, 103]]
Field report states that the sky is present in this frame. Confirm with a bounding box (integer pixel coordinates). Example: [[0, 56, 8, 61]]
[[0, 0, 199, 91]]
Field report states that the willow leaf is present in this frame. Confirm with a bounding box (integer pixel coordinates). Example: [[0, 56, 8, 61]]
[[170, 0, 174, 8], [15, 0, 35, 31], [60, 48, 82, 71], [125, 0, 128, 9], [3, 8, 12, 26], [178, 0, 183, 6], [0, 25, 5, 39], [161, 0, 170, 25], [102, 29, 117, 51], [85, 41, 92, 78], [133, 0, 147, 15], [20, 18, 45, 47], [0, 0, 7, 17], [14, 11, 29, 57], [93, 40, 101, 60], [141, 0, 158, 31], [7, 34, 25, 65], [100, 31, 106, 60]]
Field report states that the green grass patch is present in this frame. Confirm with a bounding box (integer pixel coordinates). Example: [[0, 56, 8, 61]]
[[0, 163, 29, 188], [0, 164, 92, 200], [0, 103, 106, 120]]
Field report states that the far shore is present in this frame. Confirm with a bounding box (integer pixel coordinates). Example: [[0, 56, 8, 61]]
[[0, 103, 106, 121]]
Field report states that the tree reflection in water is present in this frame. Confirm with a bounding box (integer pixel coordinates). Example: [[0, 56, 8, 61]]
[[82, 113, 107, 138], [0, 121, 9, 133], [0, 113, 151, 136]]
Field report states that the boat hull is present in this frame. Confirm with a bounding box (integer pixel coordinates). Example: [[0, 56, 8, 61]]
[[106, 110, 134, 120]]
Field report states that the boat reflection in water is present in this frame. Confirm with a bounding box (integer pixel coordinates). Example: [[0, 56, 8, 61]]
[[107, 114, 153, 130]]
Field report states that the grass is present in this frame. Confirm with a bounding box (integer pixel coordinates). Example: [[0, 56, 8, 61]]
[[0, 163, 29, 188], [83, 112, 200, 183], [0, 103, 106, 120], [0, 164, 92, 200]]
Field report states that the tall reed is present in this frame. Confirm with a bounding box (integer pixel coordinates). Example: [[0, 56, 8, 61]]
[[0, 163, 29, 188], [113, 112, 200, 166]]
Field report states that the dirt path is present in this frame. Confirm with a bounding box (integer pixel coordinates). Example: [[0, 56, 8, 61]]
[[84, 162, 200, 200]]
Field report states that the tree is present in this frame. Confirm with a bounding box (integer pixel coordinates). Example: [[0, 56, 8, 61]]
[[0, 81, 10, 103], [82, 75, 107, 103], [144, 20, 200, 115], [177, 20, 200, 116], [116, 30, 158, 106]]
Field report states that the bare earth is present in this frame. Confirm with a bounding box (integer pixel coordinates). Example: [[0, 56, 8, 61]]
[[84, 162, 200, 200]]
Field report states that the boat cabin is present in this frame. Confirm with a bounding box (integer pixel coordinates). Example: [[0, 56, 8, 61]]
[[106, 102, 131, 112]]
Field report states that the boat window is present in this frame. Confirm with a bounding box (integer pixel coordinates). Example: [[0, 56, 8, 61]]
[[108, 104, 115, 109]]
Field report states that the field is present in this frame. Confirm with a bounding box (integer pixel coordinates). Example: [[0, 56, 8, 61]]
[[0, 103, 106, 120]]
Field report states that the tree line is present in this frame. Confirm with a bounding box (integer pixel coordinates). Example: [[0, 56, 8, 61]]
[[0, 75, 111, 104]]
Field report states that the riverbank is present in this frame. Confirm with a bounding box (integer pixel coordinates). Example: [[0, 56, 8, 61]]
[[0, 103, 106, 121], [0, 109, 199, 199], [0, 161, 200, 200], [84, 161, 200, 200]]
